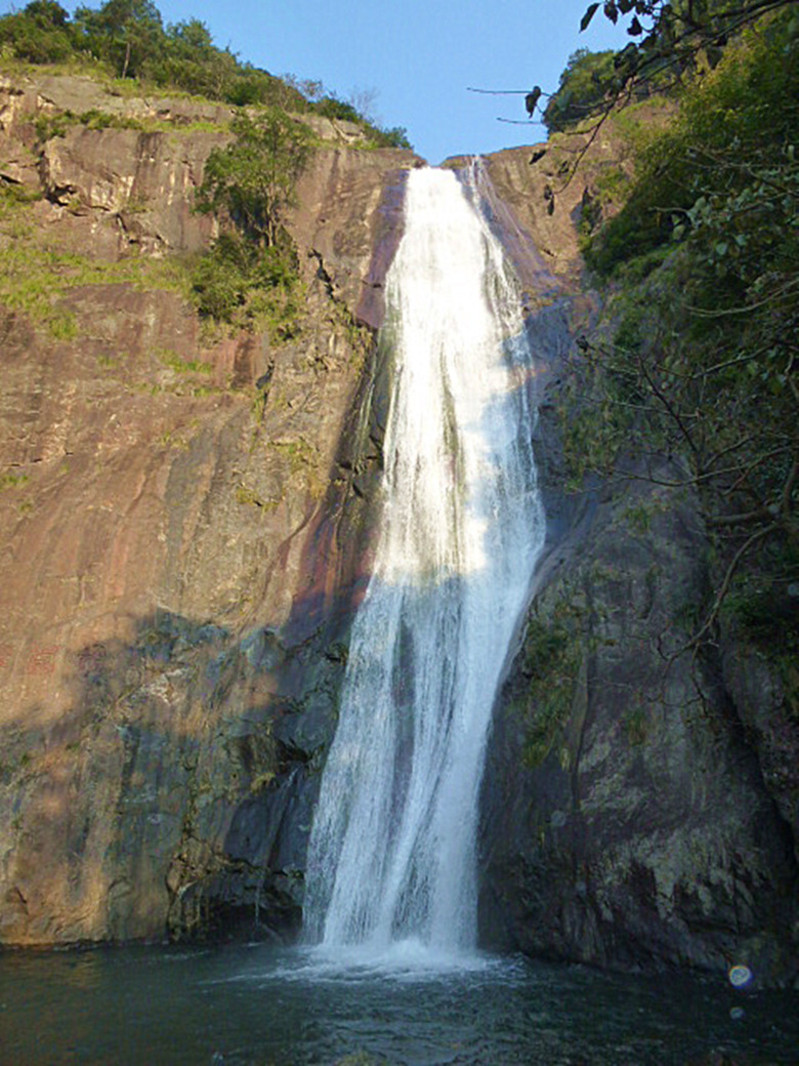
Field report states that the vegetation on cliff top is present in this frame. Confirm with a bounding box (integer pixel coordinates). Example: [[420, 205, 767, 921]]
[[0, 0, 411, 149], [543, 48, 619, 134], [0, 1, 412, 335], [0, 0, 415, 341], [545, 2, 796, 150], [563, 3, 799, 667]]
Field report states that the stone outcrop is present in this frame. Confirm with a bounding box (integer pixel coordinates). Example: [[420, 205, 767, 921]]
[[479, 452, 799, 982], [0, 72, 415, 944]]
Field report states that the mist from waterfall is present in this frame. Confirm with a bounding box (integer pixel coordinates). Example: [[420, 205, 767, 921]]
[[303, 165, 546, 963]]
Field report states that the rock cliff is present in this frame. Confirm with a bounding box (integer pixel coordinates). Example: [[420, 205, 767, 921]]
[[478, 139, 799, 986], [0, 71, 415, 943]]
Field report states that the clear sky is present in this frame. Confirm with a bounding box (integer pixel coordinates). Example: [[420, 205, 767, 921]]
[[1, 0, 630, 163]]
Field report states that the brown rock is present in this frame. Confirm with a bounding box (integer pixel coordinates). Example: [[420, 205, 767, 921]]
[[0, 72, 414, 945]]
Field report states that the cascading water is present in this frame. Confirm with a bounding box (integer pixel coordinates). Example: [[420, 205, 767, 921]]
[[303, 164, 546, 960]]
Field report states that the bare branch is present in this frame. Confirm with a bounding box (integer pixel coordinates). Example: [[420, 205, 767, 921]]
[[679, 524, 774, 656]]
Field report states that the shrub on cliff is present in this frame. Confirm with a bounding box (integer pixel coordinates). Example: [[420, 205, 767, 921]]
[[192, 110, 312, 333], [191, 232, 303, 337], [196, 110, 312, 249]]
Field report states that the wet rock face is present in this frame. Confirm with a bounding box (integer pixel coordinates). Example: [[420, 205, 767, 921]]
[[479, 456, 799, 982], [0, 73, 414, 945]]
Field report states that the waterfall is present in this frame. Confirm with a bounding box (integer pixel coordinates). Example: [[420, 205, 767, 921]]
[[303, 165, 546, 958]]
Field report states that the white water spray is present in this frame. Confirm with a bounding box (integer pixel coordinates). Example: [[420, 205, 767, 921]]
[[303, 166, 546, 960]]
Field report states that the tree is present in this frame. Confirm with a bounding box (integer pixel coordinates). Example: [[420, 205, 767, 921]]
[[580, 0, 798, 101], [533, 1, 797, 183], [165, 16, 213, 54], [0, 1, 74, 63], [74, 0, 165, 78], [191, 110, 313, 332], [149, 18, 239, 99], [23, 1, 69, 26], [195, 110, 312, 249]]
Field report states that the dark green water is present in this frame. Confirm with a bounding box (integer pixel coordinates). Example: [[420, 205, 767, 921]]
[[0, 943, 797, 1065]]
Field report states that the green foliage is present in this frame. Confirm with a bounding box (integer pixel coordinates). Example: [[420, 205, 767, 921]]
[[724, 578, 799, 647], [0, 180, 41, 212], [621, 501, 653, 534], [375, 126, 412, 149], [585, 12, 799, 276], [0, 241, 189, 336], [34, 107, 144, 142], [580, 0, 797, 101], [544, 49, 617, 133], [74, 0, 164, 79], [313, 93, 404, 142], [722, 539, 799, 644], [574, 8, 799, 651], [0, 472, 29, 490], [224, 65, 306, 110], [267, 437, 324, 498], [24, 0, 69, 23], [519, 615, 582, 767], [313, 94, 362, 124], [0, 1, 74, 63], [191, 232, 304, 337], [196, 110, 312, 247], [4, 40, 320, 349], [156, 348, 213, 374], [145, 18, 238, 100], [192, 109, 311, 335], [723, 546, 799, 716], [191, 234, 250, 321], [0, 0, 412, 149], [558, 336, 638, 488]]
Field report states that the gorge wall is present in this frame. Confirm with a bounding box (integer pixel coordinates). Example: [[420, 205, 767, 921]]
[[479, 142, 799, 986], [0, 72, 796, 984], [0, 71, 414, 943]]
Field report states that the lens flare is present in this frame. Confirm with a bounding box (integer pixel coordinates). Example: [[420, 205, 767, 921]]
[[728, 964, 753, 988]]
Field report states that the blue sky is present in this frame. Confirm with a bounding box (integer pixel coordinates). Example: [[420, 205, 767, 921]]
[[1, 1, 630, 162]]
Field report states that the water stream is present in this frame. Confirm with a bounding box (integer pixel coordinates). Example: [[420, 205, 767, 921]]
[[303, 165, 545, 957]]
